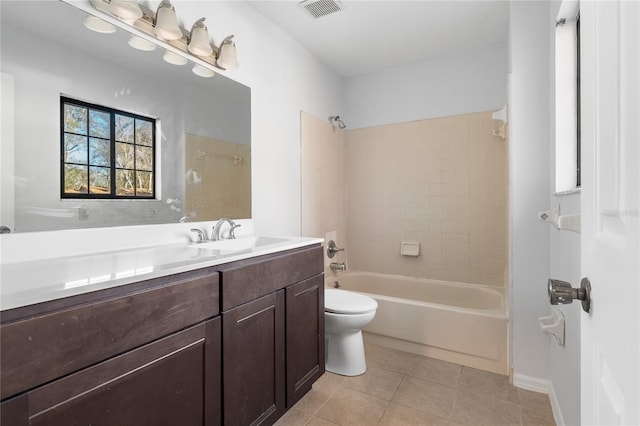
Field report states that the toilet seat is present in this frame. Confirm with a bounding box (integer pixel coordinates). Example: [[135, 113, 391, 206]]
[[325, 289, 377, 315]]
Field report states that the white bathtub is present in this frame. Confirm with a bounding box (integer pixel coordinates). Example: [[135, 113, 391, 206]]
[[328, 271, 508, 374]]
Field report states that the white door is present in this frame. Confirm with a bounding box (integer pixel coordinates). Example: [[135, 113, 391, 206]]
[[580, 0, 639, 424]]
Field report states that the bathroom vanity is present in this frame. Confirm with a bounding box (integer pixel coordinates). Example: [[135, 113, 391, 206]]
[[0, 240, 324, 426]]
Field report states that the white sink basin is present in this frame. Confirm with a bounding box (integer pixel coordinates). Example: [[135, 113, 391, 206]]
[[189, 236, 288, 253]]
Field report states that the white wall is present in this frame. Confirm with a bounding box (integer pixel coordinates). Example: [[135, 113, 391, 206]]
[[510, 3, 581, 424], [509, 0, 552, 386], [344, 42, 508, 129], [547, 2, 582, 425], [547, 196, 581, 426]]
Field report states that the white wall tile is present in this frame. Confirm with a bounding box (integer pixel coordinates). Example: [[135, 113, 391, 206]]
[[345, 112, 507, 286]]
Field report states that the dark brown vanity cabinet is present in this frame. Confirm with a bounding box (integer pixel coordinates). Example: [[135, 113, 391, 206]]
[[220, 245, 324, 425], [0, 244, 324, 426], [0, 269, 222, 426]]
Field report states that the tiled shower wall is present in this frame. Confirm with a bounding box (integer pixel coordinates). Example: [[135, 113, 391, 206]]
[[345, 112, 508, 287]]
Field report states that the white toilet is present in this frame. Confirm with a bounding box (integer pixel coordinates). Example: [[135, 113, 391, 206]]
[[324, 288, 378, 376]]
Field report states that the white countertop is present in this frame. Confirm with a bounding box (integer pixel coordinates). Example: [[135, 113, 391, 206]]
[[0, 236, 323, 311]]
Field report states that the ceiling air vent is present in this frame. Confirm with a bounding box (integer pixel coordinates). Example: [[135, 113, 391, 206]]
[[299, 0, 345, 19]]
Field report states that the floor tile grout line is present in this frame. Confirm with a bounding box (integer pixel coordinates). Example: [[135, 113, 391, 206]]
[[388, 373, 407, 404], [374, 399, 392, 426]]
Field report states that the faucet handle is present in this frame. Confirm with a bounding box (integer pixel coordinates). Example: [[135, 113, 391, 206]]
[[190, 228, 206, 243], [229, 223, 241, 239], [327, 240, 344, 258]]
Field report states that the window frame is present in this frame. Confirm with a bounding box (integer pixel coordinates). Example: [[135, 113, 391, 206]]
[[60, 96, 156, 200], [576, 13, 581, 188]]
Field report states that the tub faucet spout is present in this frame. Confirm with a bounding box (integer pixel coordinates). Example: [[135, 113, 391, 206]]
[[330, 262, 347, 272]]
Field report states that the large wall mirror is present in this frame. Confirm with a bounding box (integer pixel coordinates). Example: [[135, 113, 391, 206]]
[[0, 0, 251, 233]]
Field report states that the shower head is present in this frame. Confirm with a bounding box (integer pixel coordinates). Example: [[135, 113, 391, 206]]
[[329, 115, 346, 129]]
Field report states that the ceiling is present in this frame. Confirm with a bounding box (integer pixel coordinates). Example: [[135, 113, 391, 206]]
[[246, 1, 510, 78]]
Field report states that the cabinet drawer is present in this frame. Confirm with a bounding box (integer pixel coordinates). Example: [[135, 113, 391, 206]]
[[1, 271, 219, 400], [220, 245, 323, 310], [2, 318, 221, 426]]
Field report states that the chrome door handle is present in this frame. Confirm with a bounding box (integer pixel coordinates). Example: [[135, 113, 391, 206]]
[[548, 278, 591, 313]]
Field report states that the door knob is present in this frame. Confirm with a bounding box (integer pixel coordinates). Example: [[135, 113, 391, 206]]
[[548, 278, 591, 313]]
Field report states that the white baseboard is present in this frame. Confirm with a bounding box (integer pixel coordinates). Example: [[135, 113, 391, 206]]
[[513, 373, 551, 393], [513, 374, 564, 426]]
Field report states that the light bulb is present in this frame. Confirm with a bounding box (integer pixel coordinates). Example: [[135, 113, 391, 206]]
[[192, 64, 215, 78], [84, 16, 116, 34], [163, 50, 188, 65]]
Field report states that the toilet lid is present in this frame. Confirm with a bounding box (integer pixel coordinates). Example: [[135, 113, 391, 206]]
[[325, 289, 378, 314]]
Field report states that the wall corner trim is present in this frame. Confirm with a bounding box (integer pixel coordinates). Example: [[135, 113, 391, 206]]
[[513, 374, 565, 426], [548, 382, 567, 426]]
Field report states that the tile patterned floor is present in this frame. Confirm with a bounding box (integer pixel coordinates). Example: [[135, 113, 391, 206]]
[[276, 342, 556, 426]]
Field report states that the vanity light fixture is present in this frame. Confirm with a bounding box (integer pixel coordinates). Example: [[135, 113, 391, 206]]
[[153, 0, 183, 41], [217, 35, 239, 70], [188, 18, 213, 56], [109, 0, 143, 24], [84, 15, 116, 33], [88, 0, 239, 75]]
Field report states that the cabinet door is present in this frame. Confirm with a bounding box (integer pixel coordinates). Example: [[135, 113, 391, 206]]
[[13, 318, 221, 426], [1, 271, 219, 400], [223, 291, 285, 426], [286, 274, 325, 407]]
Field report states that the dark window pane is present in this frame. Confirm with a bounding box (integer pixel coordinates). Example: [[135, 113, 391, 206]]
[[89, 110, 110, 139], [89, 138, 110, 166], [64, 164, 88, 194], [136, 119, 153, 146], [64, 134, 88, 164], [62, 98, 156, 199], [116, 169, 135, 196], [116, 142, 134, 169], [136, 171, 153, 197], [115, 114, 135, 143], [135, 146, 153, 171], [64, 104, 87, 135], [89, 166, 111, 194]]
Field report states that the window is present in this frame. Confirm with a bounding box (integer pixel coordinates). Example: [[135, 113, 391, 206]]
[[61, 97, 156, 199], [554, 5, 581, 193]]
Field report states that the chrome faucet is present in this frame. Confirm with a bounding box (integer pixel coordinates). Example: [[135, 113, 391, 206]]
[[190, 228, 207, 243], [211, 218, 241, 241]]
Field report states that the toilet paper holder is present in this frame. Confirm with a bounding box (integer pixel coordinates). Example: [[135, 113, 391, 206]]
[[538, 204, 581, 234], [538, 309, 565, 346]]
